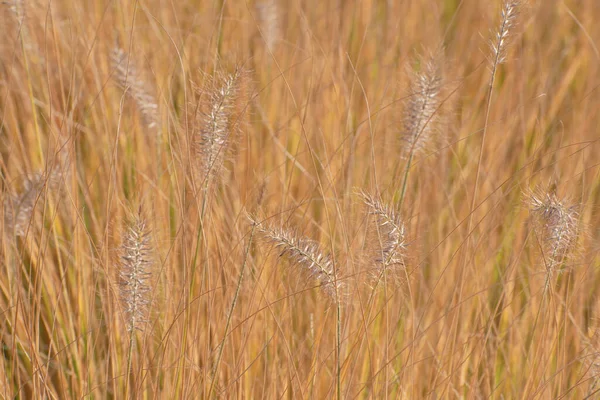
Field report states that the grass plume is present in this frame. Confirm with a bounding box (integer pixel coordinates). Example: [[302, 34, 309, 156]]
[[250, 215, 345, 303], [488, 1, 523, 66], [192, 67, 247, 191], [118, 207, 153, 333], [397, 51, 444, 207], [360, 191, 407, 286], [471, 0, 524, 208], [116, 206, 154, 398], [526, 189, 579, 290], [399, 52, 444, 157]]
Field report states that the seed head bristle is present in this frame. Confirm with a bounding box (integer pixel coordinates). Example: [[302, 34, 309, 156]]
[[489, 1, 523, 66], [526, 189, 578, 288], [250, 215, 345, 303], [360, 192, 407, 283], [111, 47, 159, 130], [400, 52, 444, 156], [193, 67, 247, 189], [118, 209, 153, 332]]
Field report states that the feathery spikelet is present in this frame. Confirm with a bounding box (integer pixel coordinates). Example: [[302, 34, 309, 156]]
[[526, 189, 578, 289], [118, 209, 153, 332], [111, 47, 159, 130], [4, 172, 44, 237], [400, 52, 444, 156], [489, 1, 523, 66], [249, 216, 344, 302], [256, 0, 282, 50], [193, 67, 247, 188], [360, 192, 407, 284]]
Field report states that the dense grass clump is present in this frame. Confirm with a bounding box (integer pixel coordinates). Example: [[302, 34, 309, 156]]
[[2, 0, 600, 398]]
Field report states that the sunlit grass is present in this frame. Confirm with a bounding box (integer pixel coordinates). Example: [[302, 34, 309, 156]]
[[1, 0, 600, 398]]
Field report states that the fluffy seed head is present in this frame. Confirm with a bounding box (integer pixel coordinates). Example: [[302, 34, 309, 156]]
[[111, 47, 159, 130], [489, 1, 523, 65], [526, 189, 578, 287], [360, 192, 407, 284], [193, 67, 247, 189], [400, 52, 444, 156], [118, 209, 153, 332], [250, 216, 345, 303]]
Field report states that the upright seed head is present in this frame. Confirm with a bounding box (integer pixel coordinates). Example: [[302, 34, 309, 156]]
[[47, 135, 72, 192], [526, 189, 579, 288], [400, 52, 444, 157], [489, 1, 523, 66], [192, 67, 247, 189], [118, 208, 153, 333]]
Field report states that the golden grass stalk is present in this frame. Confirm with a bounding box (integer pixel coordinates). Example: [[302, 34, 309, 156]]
[[47, 137, 72, 191]]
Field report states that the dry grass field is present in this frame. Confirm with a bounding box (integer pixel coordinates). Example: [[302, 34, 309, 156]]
[[2, 0, 600, 398]]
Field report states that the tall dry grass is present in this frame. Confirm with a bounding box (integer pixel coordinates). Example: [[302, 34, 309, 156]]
[[1, 0, 600, 398]]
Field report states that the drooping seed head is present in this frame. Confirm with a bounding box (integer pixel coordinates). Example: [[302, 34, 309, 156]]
[[360, 191, 407, 285], [250, 215, 345, 303]]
